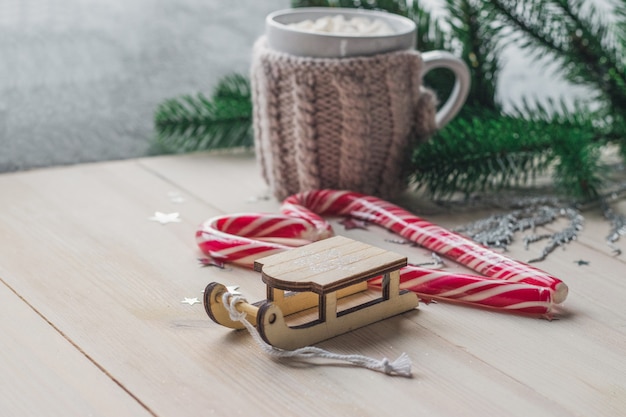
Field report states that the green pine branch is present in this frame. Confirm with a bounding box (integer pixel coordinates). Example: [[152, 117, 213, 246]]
[[291, 0, 409, 15], [411, 103, 612, 200], [154, 74, 253, 152], [485, 0, 626, 114], [444, 0, 503, 110], [291, 0, 332, 8], [409, 1, 448, 52], [411, 110, 556, 198]]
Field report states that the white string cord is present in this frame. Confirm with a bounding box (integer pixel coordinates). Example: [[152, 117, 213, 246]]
[[222, 292, 412, 377]]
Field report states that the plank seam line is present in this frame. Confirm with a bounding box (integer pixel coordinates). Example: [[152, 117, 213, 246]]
[[136, 159, 229, 212], [0, 276, 159, 417]]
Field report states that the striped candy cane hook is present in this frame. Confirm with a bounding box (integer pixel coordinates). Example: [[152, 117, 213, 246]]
[[196, 190, 567, 317]]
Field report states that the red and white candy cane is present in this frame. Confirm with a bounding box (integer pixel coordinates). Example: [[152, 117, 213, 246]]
[[197, 190, 567, 317], [368, 269, 553, 316]]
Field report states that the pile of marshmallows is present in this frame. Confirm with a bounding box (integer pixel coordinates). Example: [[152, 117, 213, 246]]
[[288, 15, 395, 35]]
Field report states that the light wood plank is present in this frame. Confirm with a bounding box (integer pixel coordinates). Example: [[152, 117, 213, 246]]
[[139, 151, 278, 214], [0, 280, 153, 417], [0, 161, 266, 416], [0, 154, 625, 416], [142, 152, 626, 415]]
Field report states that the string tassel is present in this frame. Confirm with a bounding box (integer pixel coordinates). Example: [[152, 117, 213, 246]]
[[223, 292, 412, 377]]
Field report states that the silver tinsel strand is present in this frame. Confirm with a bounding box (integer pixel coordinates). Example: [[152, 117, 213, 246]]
[[455, 203, 584, 263], [523, 208, 584, 263], [603, 204, 626, 256]]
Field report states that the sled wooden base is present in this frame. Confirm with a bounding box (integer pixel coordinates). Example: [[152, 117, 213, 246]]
[[203, 236, 419, 350]]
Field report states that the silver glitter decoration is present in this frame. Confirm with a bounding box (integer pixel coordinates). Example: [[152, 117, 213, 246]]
[[430, 252, 443, 267], [168, 191, 185, 203], [455, 205, 562, 250], [384, 238, 415, 246], [408, 252, 444, 268], [603, 204, 626, 255], [247, 194, 270, 203], [523, 208, 584, 263], [456, 204, 584, 263], [433, 183, 626, 259]]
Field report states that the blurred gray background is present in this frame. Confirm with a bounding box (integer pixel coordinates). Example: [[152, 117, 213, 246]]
[[0, 0, 580, 173], [0, 0, 286, 172]]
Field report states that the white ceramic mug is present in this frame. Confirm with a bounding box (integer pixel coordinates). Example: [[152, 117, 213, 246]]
[[265, 7, 470, 129], [253, 8, 471, 199]]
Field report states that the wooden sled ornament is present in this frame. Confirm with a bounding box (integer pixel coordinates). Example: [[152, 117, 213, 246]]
[[203, 236, 419, 350]]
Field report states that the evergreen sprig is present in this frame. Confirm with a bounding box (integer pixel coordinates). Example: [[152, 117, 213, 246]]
[[445, 0, 502, 110], [484, 0, 626, 116], [413, 105, 607, 199], [154, 74, 253, 152], [291, 0, 409, 15], [410, 1, 448, 52], [408, 0, 624, 200], [412, 110, 555, 198]]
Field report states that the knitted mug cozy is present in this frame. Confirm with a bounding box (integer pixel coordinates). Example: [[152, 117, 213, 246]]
[[251, 37, 438, 200]]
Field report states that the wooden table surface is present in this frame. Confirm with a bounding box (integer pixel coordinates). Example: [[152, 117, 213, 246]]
[[1, 152, 625, 417]]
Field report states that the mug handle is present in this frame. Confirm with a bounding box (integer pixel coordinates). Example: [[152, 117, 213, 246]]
[[420, 51, 471, 129]]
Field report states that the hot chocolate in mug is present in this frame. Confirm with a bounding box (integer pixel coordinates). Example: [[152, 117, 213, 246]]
[[252, 8, 470, 199]]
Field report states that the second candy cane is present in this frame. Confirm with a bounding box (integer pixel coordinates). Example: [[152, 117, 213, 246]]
[[282, 190, 568, 304]]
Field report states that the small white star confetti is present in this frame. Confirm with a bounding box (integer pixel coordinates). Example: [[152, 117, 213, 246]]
[[198, 257, 225, 269], [168, 191, 185, 204], [246, 194, 270, 203], [226, 285, 242, 296], [149, 212, 181, 224], [181, 297, 200, 306]]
